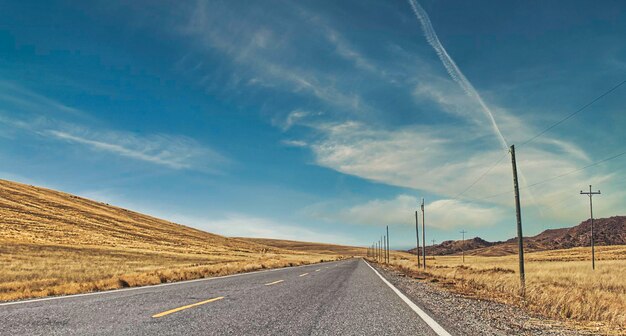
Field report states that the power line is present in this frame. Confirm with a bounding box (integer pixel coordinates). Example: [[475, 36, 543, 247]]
[[474, 149, 626, 201], [520, 79, 626, 147], [454, 150, 508, 199], [524, 150, 626, 189], [441, 80, 625, 203], [439, 80, 625, 201]]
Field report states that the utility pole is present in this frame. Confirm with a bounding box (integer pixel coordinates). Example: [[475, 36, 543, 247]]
[[415, 210, 421, 268], [460, 230, 467, 263], [421, 198, 426, 269], [382, 235, 386, 264], [431, 239, 435, 246], [386, 226, 390, 264], [580, 185, 601, 270], [375, 241, 378, 261], [510, 145, 525, 297]]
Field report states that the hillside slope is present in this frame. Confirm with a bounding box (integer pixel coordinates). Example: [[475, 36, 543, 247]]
[[0, 179, 340, 301], [0, 179, 270, 254], [237, 237, 367, 256]]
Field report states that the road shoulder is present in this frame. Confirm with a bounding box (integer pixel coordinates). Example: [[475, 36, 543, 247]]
[[370, 263, 592, 336]]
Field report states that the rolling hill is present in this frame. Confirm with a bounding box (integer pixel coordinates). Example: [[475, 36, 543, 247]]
[[0, 179, 343, 301], [236, 237, 367, 256]]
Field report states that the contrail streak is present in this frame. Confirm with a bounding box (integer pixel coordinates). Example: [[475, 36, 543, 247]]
[[408, 0, 538, 208], [408, 0, 508, 150]]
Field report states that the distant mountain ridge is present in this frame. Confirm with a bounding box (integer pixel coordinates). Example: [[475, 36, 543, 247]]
[[408, 216, 626, 256]]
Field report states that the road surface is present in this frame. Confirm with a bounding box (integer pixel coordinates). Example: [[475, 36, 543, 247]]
[[0, 259, 453, 335]]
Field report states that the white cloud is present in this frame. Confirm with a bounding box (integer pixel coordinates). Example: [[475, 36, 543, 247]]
[[312, 194, 505, 230], [0, 112, 226, 171], [177, 1, 371, 114], [169, 1, 621, 228], [426, 199, 506, 229], [280, 110, 310, 131], [46, 129, 224, 170], [281, 139, 308, 147], [296, 118, 610, 221]]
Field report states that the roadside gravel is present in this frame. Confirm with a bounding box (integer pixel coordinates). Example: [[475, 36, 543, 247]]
[[372, 263, 597, 336]]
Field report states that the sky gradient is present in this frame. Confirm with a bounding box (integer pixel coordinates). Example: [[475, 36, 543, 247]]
[[1, 0, 625, 249]]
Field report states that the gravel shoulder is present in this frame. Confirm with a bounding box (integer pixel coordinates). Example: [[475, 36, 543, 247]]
[[371, 262, 599, 336]]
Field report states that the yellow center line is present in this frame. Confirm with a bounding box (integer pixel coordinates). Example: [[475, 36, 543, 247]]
[[152, 296, 224, 318], [299, 273, 309, 277], [264, 280, 284, 286]]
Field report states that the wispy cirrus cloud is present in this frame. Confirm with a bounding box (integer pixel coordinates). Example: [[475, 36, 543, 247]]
[[408, 0, 508, 149], [46, 129, 225, 170], [169, 1, 620, 228], [0, 83, 227, 172], [176, 1, 373, 115], [0, 81, 91, 120]]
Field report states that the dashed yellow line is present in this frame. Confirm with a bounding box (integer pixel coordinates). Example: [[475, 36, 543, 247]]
[[265, 280, 284, 286], [299, 273, 309, 277], [152, 296, 224, 318]]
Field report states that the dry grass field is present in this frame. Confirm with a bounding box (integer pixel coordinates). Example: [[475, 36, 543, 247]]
[[0, 179, 343, 301], [377, 246, 626, 333], [236, 237, 368, 256]]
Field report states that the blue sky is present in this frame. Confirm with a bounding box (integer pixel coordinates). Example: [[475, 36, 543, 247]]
[[1, 0, 625, 249]]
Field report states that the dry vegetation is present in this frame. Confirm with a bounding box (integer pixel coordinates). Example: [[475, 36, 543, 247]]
[[375, 246, 626, 333], [0, 179, 344, 301], [236, 237, 368, 256]]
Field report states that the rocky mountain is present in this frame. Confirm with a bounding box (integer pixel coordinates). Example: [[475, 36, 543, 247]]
[[408, 216, 626, 256], [408, 237, 495, 256]]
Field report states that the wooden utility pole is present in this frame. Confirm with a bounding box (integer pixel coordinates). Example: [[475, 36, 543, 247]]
[[580, 185, 601, 270], [386, 226, 390, 264], [415, 210, 421, 267], [510, 145, 525, 297], [460, 230, 467, 263], [375, 241, 378, 261], [382, 235, 386, 264], [421, 198, 426, 269]]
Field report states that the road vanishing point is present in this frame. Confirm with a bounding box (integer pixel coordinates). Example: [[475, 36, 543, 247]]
[[0, 259, 453, 335]]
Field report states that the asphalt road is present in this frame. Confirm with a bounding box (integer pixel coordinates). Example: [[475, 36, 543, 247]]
[[0, 259, 451, 335]]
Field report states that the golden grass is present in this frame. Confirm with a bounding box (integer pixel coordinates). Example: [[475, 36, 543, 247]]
[[236, 237, 368, 256], [377, 246, 626, 333], [0, 179, 343, 301]]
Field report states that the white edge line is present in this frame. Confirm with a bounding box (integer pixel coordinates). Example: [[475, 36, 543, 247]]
[[0, 260, 346, 307], [363, 260, 452, 336]]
